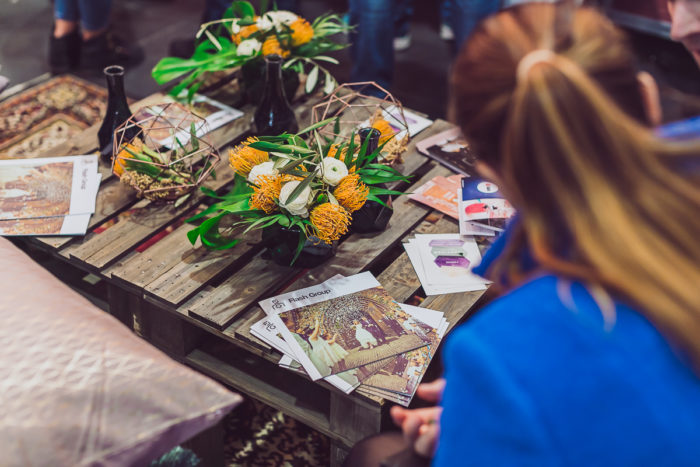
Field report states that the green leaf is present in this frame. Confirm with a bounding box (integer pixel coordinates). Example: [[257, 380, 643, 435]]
[[278, 157, 310, 174], [323, 71, 336, 95], [305, 66, 319, 94], [295, 116, 336, 136], [283, 170, 316, 206], [248, 141, 314, 154], [174, 193, 192, 208], [278, 215, 290, 227], [368, 187, 405, 196], [232, 1, 255, 19], [190, 123, 199, 152], [186, 227, 200, 245], [314, 55, 340, 65], [345, 130, 356, 168]]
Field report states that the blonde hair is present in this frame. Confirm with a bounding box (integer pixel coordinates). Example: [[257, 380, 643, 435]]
[[451, 4, 700, 365]]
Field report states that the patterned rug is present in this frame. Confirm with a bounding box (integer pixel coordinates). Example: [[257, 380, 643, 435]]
[[223, 398, 330, 466], [0, 75, 107, 159]]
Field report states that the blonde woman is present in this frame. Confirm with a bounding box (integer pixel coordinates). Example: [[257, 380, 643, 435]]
[[348, 3, 700, 466]]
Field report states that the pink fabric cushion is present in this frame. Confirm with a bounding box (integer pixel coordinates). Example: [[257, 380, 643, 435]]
[[0, 238, 242, 466]]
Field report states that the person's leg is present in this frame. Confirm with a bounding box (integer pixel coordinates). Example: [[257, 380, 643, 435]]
[[50, 0, 81, 72], [343, 432, 431, 467], [450, 0, 500, 50], [348, 0, 395, 93], [203, 0, 231, 23], [77, 0, 112, 39]]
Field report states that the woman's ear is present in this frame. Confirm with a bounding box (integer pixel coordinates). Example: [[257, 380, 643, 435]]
[[637, 71, 662, 126]]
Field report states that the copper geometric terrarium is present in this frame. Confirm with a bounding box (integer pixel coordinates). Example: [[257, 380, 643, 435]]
[[112, 102, 220, 203], [311, 82, 411, 164]]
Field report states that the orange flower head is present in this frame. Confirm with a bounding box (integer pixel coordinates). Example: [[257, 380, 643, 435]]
[[114, 140, 143, 177], [371, 118, 395, 145], [310, 203, 352, 244], [327, 143, 347, 160], [229, 137, 269, 177], [333, 173, 369, 213], [232, 20, 259, 45], [262, 36, 290, 58], [249, 174, 283, 214], [290, 18, 314, 46]]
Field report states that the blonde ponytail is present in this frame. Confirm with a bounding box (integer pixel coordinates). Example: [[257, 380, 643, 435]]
[[452, 4, 700, 367]]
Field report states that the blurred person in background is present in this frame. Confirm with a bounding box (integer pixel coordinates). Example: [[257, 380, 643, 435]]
[[346, 3, 700, 465], [50, 0, 141, 73]]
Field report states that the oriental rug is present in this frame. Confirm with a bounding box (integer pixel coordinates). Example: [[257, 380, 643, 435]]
[[223, 398, 330, 466], [0, 75, 107, 159]]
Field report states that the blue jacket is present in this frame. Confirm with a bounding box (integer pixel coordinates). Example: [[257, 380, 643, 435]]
[[434, 221, 700, 466]]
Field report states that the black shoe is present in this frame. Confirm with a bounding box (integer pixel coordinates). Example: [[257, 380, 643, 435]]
[[168, 38, 196, 59], [80, 31, 144, 72], [49, 30, 81, 74]]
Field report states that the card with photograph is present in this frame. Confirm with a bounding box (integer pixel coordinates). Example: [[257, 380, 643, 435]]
[[0, 213, 92, 236], [0, 155, 99, 220], [458, 178, 515, 236], [261, 272, 432, 381], [408, 174, 463, 220], [416, 127, 478, 177]]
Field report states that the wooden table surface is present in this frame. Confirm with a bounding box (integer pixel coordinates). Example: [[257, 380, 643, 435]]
[[21, 82, 486, 465]]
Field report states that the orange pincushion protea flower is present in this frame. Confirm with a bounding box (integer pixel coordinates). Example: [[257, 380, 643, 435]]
[[290, 18, 314, 46], [310, 203, 351, 244], [113, 140, 142, 176], [229, 137, 269, 177], [371, 118, 395, 145], [249, 174, 283, 213], [333, 173, 369, 213], [232, 22, 259, 45], [327, 144, 347, 160], [262, 36, 290, 57]]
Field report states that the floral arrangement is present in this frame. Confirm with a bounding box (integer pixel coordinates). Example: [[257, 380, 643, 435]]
[[186, 116, 409, 262], [152, 1, 350, 102], [113, 104, 219, 204]]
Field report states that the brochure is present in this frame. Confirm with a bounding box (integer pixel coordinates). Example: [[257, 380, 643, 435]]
[[0, 155, 100, 220], [458, 178, 515, 237], [259, 272, 432, 381], [416, 126, 478, 176], [408, 174, 463, 220]]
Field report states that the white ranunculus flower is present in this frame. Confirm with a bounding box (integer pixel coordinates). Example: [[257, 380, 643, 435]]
[[265, 10, 299, 28], [247, 161, 277, 184], [256, 15, 274, 32], [279, 180, 312, 217], [321, 157, 349, 186], [230, 22, 241, 35], [237, 38, 262, 56]]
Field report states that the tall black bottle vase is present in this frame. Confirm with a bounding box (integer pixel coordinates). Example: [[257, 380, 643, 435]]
[[352, 127, 394, 233], [253, 54, 298, 136], [97, 65, 135, 162]]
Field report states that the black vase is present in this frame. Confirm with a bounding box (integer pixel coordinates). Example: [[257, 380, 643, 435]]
[[353, 127, 393, 233], [241, 58, 300, 104], [262, 225, 336, 268], [253, 54, 298, 136], [97, 65, 136, 161]]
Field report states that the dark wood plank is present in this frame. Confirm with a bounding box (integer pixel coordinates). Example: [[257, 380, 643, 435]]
[[185, 252, 296, 329], [36, 177, 138, 250], [422, 290, 485, 332], [143, 231, 262, 307], [105, 223, 201, 292], [63, 170, 235, 270]]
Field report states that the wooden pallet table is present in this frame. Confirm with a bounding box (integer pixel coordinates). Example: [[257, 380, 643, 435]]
[[22, 90, 487, 466]]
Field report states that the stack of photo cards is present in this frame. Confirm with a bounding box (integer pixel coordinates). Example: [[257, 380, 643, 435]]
[[252, 272, 449, 406], [0, 155, 101, 236], [459, 178, 516, 237], [404, 234, 490, 296]]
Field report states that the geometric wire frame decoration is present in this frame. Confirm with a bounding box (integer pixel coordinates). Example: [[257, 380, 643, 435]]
[[112, 102, 220, 202], [310, 81, 410, 163]]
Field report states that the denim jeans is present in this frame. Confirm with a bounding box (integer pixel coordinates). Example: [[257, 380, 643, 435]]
[[349, 0, 500, 92], [204, 0, 300, 22], [54, 0, 112, 31], [348, 0, 394, 93], [394, 0, 454, 38]]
